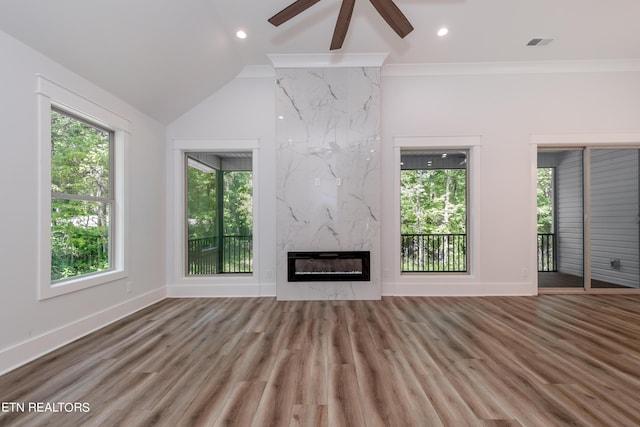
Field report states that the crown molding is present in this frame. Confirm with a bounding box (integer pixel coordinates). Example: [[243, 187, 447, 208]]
[[382, 59, 640, 77], [267, 53, 389, 68], [531, 132, 640, 145], [237, 58, 640, 80]]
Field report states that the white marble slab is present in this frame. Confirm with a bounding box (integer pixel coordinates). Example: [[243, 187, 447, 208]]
[[275, 67, 381, 300]]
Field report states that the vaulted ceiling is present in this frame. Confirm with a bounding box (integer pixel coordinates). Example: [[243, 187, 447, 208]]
[[1, 0, 639, 123]]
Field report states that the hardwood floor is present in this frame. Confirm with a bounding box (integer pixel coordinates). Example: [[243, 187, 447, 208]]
[[1, 295, 640, 426]]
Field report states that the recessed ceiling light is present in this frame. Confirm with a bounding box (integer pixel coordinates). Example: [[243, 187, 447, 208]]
[[437, 27, 449, 37], [236, 30, 247, 39]]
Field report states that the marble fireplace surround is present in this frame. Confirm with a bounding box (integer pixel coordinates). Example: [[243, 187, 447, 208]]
[[272, 54, 385, 300]]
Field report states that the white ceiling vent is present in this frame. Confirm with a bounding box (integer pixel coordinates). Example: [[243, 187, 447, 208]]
[[527, 38, 554, 46]]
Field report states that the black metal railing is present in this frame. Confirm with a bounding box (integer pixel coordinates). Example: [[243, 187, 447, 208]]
[[187, 236, 218, 275], [222, 235, 253, 273], [401, 233, 467, 272], [191, 233, 554, 275], [187, 235, 253, 275], [537, 233, 556, 272]]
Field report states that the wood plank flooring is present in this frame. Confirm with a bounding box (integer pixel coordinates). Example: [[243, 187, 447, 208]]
[[1, 295, 640, 426]]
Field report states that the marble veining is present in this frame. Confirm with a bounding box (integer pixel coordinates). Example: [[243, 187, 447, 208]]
[[275, 67, 381, 300]]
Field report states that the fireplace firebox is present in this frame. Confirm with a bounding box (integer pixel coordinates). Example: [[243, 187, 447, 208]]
[[287, 251, 370, 282]]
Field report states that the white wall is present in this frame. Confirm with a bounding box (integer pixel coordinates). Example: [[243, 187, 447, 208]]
[[381, 68, 640, 295], [167, 64, 640, 297], [166, 74, 277, 296], [0, 30, 167, 374]]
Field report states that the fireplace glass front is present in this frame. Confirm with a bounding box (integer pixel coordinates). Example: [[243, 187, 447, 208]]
[[287, 251, 370, 282]]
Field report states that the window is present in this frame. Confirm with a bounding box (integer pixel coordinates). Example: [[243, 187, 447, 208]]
[[185, 152, 253, 275], [400, 150, 468, 272], [536, 166, 556, 272], [50, 109, 114, 281], [38, 75, 129, 299]]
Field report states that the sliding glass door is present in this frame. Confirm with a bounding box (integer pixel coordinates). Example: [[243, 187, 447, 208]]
[[537, 147, 640, 291], [537, 149, 584, 289], [589, 149, 640, 289]]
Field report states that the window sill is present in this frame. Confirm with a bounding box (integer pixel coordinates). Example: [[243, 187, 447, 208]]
[[39, 269, 127, 300]]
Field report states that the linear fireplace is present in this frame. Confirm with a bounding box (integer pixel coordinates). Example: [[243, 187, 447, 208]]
[[288, 251, 370, 282]]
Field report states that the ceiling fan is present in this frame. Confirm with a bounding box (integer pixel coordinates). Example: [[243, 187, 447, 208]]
[[268, 0, 414, 50]]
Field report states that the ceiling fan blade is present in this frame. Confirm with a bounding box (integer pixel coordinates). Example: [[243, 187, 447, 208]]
[[369, 0, 414, 38], [268, 0, 321, 26], [330, 0, 356, 50]]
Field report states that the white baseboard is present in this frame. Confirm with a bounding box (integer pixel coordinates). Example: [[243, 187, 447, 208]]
[[384, 281, 536, 296], [260, 283, 277, 297], [168, 281, 534, 298], [0, 288, 166, 376], [167, 283, 276, 298]]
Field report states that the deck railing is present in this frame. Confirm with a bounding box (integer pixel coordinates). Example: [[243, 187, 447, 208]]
[[402, 233, 557, 273], [187, 235, 253, 275], [401, 233, 467, 272], [190, 233, 554, 275], [537, 233, 556, 272]]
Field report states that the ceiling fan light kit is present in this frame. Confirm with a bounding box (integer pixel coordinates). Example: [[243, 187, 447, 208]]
[[268, 0, 414, 50]]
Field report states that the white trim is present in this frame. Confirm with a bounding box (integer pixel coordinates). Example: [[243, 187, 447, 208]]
[[385, 281, 535, 297], [172, 138, 260, 151], [392, 136, 482, 295], [268, 53, 389, 68], [230, 59, 640, 81], [383, 59, 640, 77], [36, 75, 130, 132], [169, 138, 264, 293], [394, 135, 483, 148], [530, 143, 541, 294], [531, 133, 640, 294], [167, 283, 276, 298], [37, 75, 130, 300], [531, 133, 640, 146], [0, 288, 165, 376]]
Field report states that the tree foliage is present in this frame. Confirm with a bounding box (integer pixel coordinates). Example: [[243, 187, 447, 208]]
[[186, 164, 253, 274], [186, 167, 253, 239], [187, 166, 218, 240], [537, 168, 554, 233], [223, 171, 253, 236], [400, 166, 467, 272], [400, 168, 467, 235], [50, 110, 111, 281]]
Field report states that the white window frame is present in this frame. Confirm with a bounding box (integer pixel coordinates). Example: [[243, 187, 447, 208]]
[[399, 148, 470, 274], [184, 151, 254, 276], [169, 139, 260, 288], [393, 136, 481, 288], [37, 75, 130, 299], [532, 133, 640, 294]]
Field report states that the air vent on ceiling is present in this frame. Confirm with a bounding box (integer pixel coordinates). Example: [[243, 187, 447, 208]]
[[527, 38, 553, 46]]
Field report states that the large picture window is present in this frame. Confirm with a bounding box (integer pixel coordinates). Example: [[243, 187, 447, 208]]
[[37, 75, 129, 299], [400, 150, 468, 273], [185, 152, 253, 275], [50, 109, 114, 281]]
